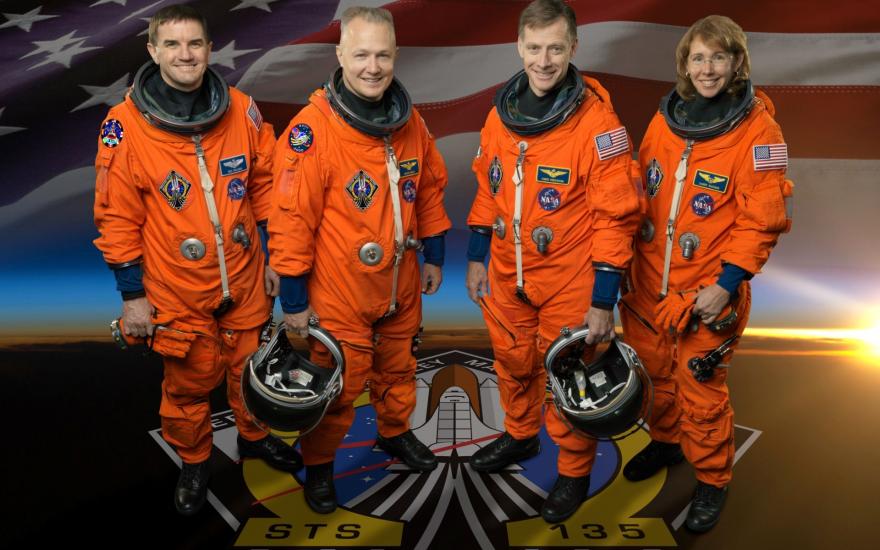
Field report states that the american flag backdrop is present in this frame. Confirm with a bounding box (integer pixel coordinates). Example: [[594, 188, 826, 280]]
[[0, 0, 878, 334]]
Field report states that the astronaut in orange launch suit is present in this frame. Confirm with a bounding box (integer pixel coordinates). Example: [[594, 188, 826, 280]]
[[93, 4, 301, 517], [268, 7, 451, 514], [465, 0, 642, 524], [619, 15, 793, 533]]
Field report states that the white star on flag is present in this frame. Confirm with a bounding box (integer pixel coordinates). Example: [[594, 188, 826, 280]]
[[120, 0, 167, 23], [137, 17, 152, 36], [71, 73, 131, 112], [231, 0, 279, 13], [0, 7, 58, 32], [210, 41, 260, 70], [0, 107, 26, 137], [20, 31, 85, 60], [28, 39, 101, 70]]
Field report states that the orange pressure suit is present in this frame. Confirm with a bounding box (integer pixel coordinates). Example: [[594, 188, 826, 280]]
[[621, 89, 793, 487], [269, 88, 451, 466], [93, 83, 276, 464], [467, 75, 641, 477]]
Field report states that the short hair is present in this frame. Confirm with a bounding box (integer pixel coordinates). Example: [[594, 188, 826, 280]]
[[675, 15, 751, 100], [518, 0, 577, 44], [339, 6, 396, 45], [148, 4, 210, 45]]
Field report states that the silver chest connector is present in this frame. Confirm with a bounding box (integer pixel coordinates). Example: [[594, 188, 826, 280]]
[[180, 238, 206, 260], [359, 242, 384, 266], [404, 234, 422, 250], [231, 223, 251, 249], [493, 216, 506, 239], [531, 226, 554, 254], [678, 232, 701, 260], [639, 219, 655, 242]]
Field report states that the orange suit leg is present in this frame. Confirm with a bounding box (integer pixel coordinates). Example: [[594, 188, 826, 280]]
[[538, 274, 598, 478], [674, 285, 750, 487], [619, 292, 681, 444], [222, 327, 266, 443], [481, 292, 542, 440], [160, 326, 262, 463], [370, 334, 417, 438], [299, 339, 373, 466]]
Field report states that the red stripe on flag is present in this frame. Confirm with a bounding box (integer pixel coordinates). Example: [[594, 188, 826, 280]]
[[257, 81, 880, 160], [289, 0, 880, 47]]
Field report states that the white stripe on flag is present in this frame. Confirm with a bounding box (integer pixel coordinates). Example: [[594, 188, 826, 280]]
[[237, 22, 880, 104]]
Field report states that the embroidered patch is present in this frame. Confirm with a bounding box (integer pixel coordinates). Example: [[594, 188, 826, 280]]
[[691, 193, 715, 217], [346, 170, 379, 211], [402, 179, 417, 203], [288, 123, 313, 153], [159, 171, 192, 211], [646, 158, 663, 198], [399, 158, 419, 177], [536, 165, 571, 185], [219, 154, 247, 176], [753, 143, 788, 171], [247, 97, 263, 131], [594, 126, 629, 161], [538, 188, 561, 211], [227, 178, 246, 200], [693, 169, 729, 193], [100, 119, 123, 148], [489, 156, 503, 195]]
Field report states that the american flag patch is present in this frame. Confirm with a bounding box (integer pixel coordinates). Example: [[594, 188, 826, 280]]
[[594, 127, 629, 161], [247, 97, 263, 131], [753, 143, 788, 171]]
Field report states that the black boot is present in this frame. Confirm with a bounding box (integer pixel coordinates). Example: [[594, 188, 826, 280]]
[[238, 434, 303, 473], [541, 474, 590, 523], [174, 460, 210, 516], [686, 481, 728, 533], [623, 440, 684, 481], [376, 430, 438, 471], [304, 462, 337, 514], [470, 432, 540, 472]]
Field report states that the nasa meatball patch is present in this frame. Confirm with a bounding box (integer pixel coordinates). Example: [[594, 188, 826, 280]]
[[691, 193, 715, 217]]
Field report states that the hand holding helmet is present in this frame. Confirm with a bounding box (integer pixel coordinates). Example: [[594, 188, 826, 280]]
[[241, 321, 345, 434]]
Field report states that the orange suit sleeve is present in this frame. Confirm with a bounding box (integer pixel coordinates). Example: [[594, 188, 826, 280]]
[[466, 120, 496, 228], [720, 119, 792, 274], [245, 97, 276, 223], [584, 115, 642, 269], [93, 114, 147, 266], [415, 114, 452, 238], [268, 113, 326, 277]]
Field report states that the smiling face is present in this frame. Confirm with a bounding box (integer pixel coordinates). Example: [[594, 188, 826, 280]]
[[517, 17, 577, 97], [686, 35, 743, 99], [147, 18, 211, 92], [336, 16, 397, 102]]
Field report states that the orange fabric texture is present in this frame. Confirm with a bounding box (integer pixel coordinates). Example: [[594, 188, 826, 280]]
[[160, 326, 266, 463], [481, 278, 601, 477], [620, 287, 750, 487], [469, 76, 641, 476], [299, 329, 418, 465], [93, 87, 276, 463], [268, 89, 451, 464], [623, 89, 791, 486], [468, 76, 642, 305], [632, 90, 792, 296], [93, 89, 275, 329], [269, 90, 451, 342]]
